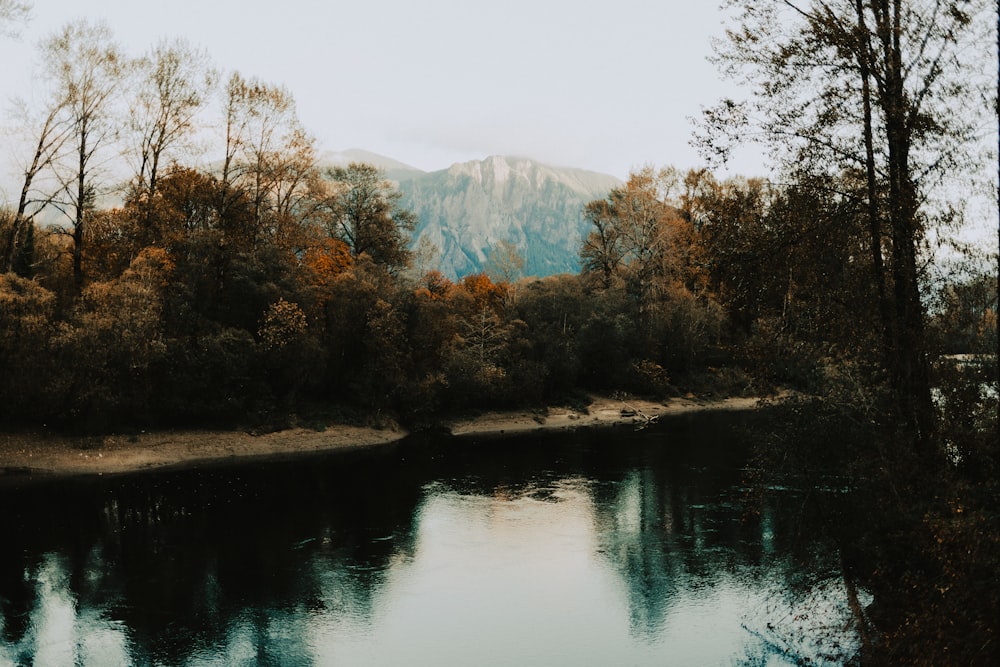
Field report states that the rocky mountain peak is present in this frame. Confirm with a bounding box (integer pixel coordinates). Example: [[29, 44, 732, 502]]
[[397, 155, 620, 278], [320, 150, 620, 278]]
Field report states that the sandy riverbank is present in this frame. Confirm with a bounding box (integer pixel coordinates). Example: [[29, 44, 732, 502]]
[[0, 394, 765, 479]]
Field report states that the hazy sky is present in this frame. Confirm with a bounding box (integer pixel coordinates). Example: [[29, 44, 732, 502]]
[[0, 0, 766, 181]]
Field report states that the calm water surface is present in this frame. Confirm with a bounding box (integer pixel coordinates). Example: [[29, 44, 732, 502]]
[[0, 412, 858, 666]]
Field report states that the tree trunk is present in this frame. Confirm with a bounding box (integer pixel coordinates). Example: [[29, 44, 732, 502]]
[[855, 0, 893, 373], [73, 123, 87, 289], [878, 0, 935, 448]]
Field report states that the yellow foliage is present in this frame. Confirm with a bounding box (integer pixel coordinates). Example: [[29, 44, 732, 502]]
[[0, 273, 56, 337], [258, 298, 308, 350], [122, 247, 175, 289]]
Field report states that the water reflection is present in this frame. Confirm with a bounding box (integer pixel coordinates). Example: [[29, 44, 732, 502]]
[[0, 413, 857, 665]]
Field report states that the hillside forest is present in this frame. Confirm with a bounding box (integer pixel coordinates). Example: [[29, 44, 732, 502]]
[[0, 3, 999, 663]]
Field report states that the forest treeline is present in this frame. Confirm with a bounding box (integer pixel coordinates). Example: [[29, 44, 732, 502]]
[[1, 19, 988, 434], [0, 156, 994, 432]]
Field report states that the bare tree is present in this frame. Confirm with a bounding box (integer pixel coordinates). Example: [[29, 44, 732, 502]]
[[40, 20, 125, 287], [581, 197, 624, 290], [218, 71, 316, 238], [2, 93, 74, 274], [486, 239, 525, 307], [128, 38, 216, 210]]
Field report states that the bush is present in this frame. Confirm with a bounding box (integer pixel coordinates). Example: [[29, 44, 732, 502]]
[[738, 317, 824, 391], [0, 274, 58, 422], [625, 359, 672, 396]]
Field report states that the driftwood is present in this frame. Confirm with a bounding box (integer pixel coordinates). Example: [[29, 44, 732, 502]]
[[618, 399, 659, 428]]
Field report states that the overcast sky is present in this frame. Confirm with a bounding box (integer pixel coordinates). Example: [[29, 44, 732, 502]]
[[0, 0, 768, 182]]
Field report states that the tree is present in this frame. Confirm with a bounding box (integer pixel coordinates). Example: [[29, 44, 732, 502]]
[[580, 196, 624, 290], [702, 3, 999, 661], [701, 0, 991, 445], [2, 75, 75, 275], [131, 166, 223, 247], [1, 2, 42, 273], [258, 297, 321, 406], [321, 163, 416, 274], [54, 248, 172, 429], [929, 270, 998, 354], [580, 167, 699, 319], [485, 239, 525, 307], [217, 72, 316, 240], [128, 39, 216, 212], [41, 20, 125, 288]]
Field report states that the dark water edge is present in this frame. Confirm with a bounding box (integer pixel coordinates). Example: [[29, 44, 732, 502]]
[[0, 411, 861, 666]]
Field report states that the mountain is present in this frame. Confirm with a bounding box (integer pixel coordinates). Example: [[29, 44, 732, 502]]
[[320, 148, 425, 183], [396, 155, 620, 278]]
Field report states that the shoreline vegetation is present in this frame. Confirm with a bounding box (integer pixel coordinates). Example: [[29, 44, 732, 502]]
[[0, 394, 765, 480]]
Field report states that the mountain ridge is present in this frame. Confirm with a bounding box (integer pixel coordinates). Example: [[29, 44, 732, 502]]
[[320, 149, 426, 183], [323, 151, 620, 278]]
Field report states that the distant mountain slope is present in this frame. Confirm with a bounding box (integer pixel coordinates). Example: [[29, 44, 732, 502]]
[[320, 149, 425, 183], [397, 155, 620, 278]]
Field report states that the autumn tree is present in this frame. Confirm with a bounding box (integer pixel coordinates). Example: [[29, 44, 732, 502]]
[[128, 39, 216, 212], [0, 272, 57, 422], [132, 166, 222, 246], [258, 297, 322, 406], [320, 163, 416, 274], [483, 239, 524, 310], [702, 3, 998, 661], [580, 167, 702, 320], [83, 206, 137, 281], [438, 273, 512, 406], [580, 196, 623, 290], [701, 0, 992, 444], [579, 167, 728, 380], [414, 269, 454, 301], [53, 248, 172, 428], [581, 168, 668, 312], [2, 62, 75, 274], [40, 20, 125, 288], [514, 274, 590, 394], [217, 72, 317, 243]]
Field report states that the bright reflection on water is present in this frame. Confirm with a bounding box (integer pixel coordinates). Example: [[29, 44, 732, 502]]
[[0, 412, 859, 666]]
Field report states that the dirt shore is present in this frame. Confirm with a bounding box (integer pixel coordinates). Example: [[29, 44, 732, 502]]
[[0, 394, 764, 479]]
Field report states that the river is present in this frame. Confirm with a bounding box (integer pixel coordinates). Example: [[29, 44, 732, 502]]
[[0, 411, 861, 666]]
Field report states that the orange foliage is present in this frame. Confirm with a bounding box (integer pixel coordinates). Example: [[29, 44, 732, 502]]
[[460, 273, 503, 309], [301, 237, 353, 287], [123, 247, 175, 290]]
